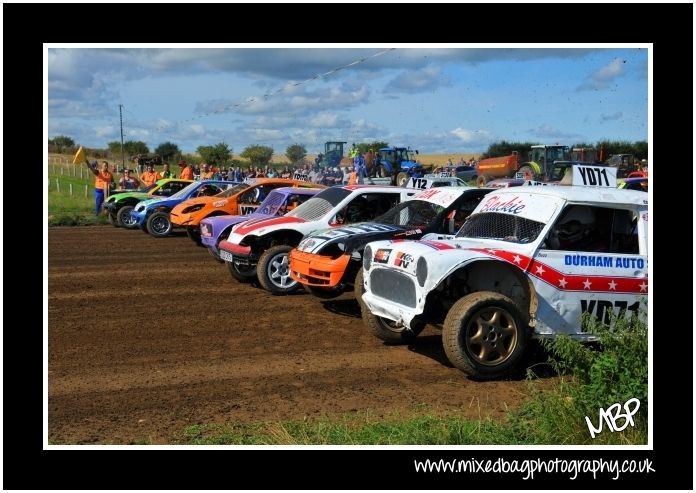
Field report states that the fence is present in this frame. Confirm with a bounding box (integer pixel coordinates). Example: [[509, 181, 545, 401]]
[[48, 178, 89, 197]]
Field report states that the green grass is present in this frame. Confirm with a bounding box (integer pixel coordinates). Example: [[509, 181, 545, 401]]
[[47, 168, 110, 225]]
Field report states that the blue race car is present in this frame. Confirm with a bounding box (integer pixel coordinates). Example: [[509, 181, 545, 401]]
[[132, 180, 239, 237]]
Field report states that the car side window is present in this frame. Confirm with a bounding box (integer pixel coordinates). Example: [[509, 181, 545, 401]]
[[544, 205, 637, 253]]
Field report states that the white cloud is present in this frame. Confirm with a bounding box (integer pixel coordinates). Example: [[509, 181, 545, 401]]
[[527, 125, 582, 140], [577, 58, 627, 91], [95, 126, 115, 138], [384, 66, 451, 94], [450, 127, 495, 145]]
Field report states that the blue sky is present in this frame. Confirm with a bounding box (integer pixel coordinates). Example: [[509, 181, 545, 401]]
[[46, 46, 649, 155]]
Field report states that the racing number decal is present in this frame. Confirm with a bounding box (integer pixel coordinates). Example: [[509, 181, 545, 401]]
[[410, 178, 428, 189], [581, 299, 640, 325], [240, 205, 257, 215]]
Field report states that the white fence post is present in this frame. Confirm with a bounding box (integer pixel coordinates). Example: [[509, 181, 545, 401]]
[[60, 167, 64, 175], [69, 183, 73, 196], [85, 185, 88, 197], [56, 179, 60, 193]]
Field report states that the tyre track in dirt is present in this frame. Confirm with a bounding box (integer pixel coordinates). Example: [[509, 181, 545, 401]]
[[48, 226, 546, 444]]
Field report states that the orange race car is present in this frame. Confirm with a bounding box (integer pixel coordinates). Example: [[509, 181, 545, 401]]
[[170, 178, 324, 244]]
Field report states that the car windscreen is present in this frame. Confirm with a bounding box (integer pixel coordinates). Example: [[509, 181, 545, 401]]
[[169, 181, 204, 199], [217, 182, 251, 198], [375, 200, 444, 228], [287, 187, 352, 221], [457, 212, 545, 243], [255, 190, 287, 215]]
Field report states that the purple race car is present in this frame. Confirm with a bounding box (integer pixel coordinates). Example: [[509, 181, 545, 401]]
[[200, 186, 322, 261]]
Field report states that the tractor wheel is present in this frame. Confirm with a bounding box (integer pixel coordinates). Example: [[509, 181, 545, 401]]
[[395, 172, 409, 187], [476, 174, 491, 187], [517, 165, 536, 181]]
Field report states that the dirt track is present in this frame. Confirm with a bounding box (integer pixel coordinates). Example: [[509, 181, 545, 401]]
[[48, 226, 547, 444]]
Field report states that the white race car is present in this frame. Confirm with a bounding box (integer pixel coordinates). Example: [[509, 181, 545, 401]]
[[218, 185, 413, 294], [360, 165, 648, 379]]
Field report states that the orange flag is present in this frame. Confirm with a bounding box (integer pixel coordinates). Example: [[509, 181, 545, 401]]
[[72, 146, 85, 165]]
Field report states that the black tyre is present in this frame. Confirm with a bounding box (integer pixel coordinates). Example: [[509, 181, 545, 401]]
[[108, 212, 118, 227], [227, 260, 257, 283], [442, 291, 528, 380], [517, 165, 535, 181], [186, 226, 202, 246], [117, 205, 137, 229], [257, 245, 299, 294], [146, 211, 172, 237], [362, 305, 423, 344], [395, 171, 409, 187], [354, 267, 367, 312]]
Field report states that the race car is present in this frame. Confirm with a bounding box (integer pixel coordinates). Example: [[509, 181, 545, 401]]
[[360, 164, 648, 379], [405, 175, 469, 190], [131, 180, 239, 238], [102, 178, 193, 228], [200, 186, 322, 262], [170, 178, 322, 245], [289, 186, 493, 301], [619, 176, 648, 192], [217, 185, 413, 294]]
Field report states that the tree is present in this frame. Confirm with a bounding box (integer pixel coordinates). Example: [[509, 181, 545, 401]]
[[123, 140, 149, 157], [107, 141, 123, 156], [197, 142, 232, 166], [479, 140, 538, 159], [155, 142, 181, 161], [50, 135, 75, 148], [357, 141, 388, 154], [241, 145, 274, 167], [285, 143, 307, 165]]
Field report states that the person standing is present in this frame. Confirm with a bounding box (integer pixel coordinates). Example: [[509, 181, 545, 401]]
[[178, 160, 193, 180], [119, 169, 141, 189], [86, 160, 114, 216], [354, 152, 367, 184], [161, 162, 173, 179], [200, 162, 215, 180], [140, 163, 162, 187]]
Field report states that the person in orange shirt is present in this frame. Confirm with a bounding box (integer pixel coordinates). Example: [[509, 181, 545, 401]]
[[200, 162, 215, 180], [140, 163, 162, 187], [179, 160, 193, 180], [86, 160, 114, 215]]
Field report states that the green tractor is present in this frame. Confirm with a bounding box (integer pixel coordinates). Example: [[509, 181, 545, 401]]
[[517, 144, 571, 181], [318, 141, 349, 168]]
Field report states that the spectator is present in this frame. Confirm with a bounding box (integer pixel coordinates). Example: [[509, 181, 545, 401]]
[[86, 160, 114, 215], [200, 162, 215, 180], [354, 152, 367, 184], [161, 162, 173, 179], [119, 169, 141, 190], [140, 163, 161, 187], [315, 153, 324, 167], [447, 158, 454, 167], [179, 160, 193, 180]]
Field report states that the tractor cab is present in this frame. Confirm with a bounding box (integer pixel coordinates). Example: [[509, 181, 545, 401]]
[[606, 154, 636, 178], [320, 141, 347, 168], [518, 145, 570, 181]]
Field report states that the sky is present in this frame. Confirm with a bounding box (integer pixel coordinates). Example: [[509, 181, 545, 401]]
[[46, 45, 649, 156]]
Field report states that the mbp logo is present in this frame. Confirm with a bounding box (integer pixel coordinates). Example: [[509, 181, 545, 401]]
[[585, 398, 640, 439]]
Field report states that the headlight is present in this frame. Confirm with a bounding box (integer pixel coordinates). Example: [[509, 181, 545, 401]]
[[416, 256, 427, 286], [363, 245, 372, 271], [183, 204, 204, 214]]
